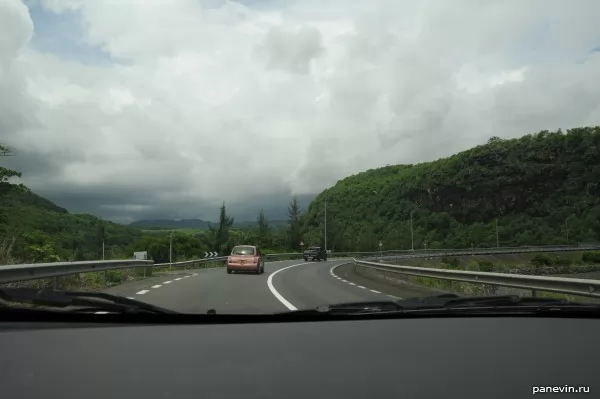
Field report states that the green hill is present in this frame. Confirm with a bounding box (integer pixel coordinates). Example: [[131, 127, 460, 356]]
[[301, 127, 600, 251], [0, 186, 143, 263]]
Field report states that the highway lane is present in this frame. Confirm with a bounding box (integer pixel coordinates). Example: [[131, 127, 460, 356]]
[[269, 259, 394, 310], [99, 259, 438, 313]]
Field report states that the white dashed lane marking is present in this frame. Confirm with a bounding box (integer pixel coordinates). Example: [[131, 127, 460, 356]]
[[124, 271, 205, 300], [329, 264, 401, 299]]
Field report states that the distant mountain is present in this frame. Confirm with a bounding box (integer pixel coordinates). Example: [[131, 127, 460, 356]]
[[233, 219, 289, 229], [129, 218, 289, 230], [129, 219, 211, 229]]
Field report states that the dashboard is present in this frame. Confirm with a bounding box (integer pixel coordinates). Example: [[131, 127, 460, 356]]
[[1, 316, 598, 399]]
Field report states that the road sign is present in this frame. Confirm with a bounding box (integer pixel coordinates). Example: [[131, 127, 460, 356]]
[[379, 241, 383, 247], [133, 251, 148, 260], [300, 241, 304, 247], [203, 252, 218, 258]]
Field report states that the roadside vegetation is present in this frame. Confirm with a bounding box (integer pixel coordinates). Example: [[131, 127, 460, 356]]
[[302, 127, 600, 251], [3, 127, 600, 295], [374, 251, 600, 303]]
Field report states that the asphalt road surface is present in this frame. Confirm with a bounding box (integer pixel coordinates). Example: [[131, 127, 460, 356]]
[[100, 259, 439, 314]]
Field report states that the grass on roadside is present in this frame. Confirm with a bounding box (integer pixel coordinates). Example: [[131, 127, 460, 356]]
[[407, 275, 597, 303]]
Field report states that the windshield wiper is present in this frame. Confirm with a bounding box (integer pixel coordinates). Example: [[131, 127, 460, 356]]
[[394, 294, 588, 309], [277, 300, 404, 316], [279, 294, 599, 316], [0, 287, 178, 315]]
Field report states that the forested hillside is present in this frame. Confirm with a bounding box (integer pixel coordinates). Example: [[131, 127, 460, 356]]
[[0, 185, 143, 263], [4, 127, 600, 264], [1, 144, 301, 263], [0, 181, 298, 264], [0, 185, 299, 264], [301, 127, 600, 251]]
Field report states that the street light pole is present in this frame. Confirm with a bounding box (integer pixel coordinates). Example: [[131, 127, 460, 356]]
[[495, 218, 499, 248], [324, 199, 327, 252], [169, 231, 173, 270], [410, 211, 414, 251]]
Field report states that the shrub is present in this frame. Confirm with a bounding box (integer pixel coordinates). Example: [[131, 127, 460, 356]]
[[477, 260, 495, 272]]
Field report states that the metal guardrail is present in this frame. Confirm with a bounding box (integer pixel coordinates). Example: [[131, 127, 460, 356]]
[[0, 260, 154, 284], [1, 245, 598, 285], [353, 258, 600, 298], [0, 252, 351, 284], [367, 245, 600, 262]]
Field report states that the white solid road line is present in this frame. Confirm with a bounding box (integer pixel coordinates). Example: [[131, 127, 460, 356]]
[[136, 290, 150, 295], [267, 262, 311, 311], [151, 285, 162, 288]]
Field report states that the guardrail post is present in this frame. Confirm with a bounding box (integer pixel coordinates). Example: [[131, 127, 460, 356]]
[[103, 270, 107, 287], [53, 277, 59, 289], [531, 289, 537, 297]]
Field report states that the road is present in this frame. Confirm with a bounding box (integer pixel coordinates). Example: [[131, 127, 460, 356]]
[[100, 259, 439, 313]]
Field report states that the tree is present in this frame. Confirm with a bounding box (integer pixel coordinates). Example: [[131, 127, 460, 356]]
[[287, 196, 303, 250], [0, 144, 27, 196], [96, 222, 106, 260], [204, 202, 234, 254], [257, 209, 270, 247]]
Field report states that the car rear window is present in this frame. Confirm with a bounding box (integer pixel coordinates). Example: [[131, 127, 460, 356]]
[[231, 246, 256, 255]]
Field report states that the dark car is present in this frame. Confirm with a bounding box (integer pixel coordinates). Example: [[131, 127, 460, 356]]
[[303, 246, 327, 262]]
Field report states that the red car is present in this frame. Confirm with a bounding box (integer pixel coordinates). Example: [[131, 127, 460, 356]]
[[226, 245, 265, 275]]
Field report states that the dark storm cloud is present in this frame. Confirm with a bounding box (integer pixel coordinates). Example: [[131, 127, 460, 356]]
[[2, 0, 600, 223]]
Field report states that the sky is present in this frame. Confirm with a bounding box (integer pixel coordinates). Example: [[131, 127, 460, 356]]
[[1, 0, 600, 223]]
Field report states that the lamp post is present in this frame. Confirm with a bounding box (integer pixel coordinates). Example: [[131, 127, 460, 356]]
[[324, 199, 327, 253], [169, 231, 173, 270], [410, 211, 414, 251]]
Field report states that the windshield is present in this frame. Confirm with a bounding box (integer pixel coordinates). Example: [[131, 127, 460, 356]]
[[1, 1, 600, 316], [231, 246, 256, 256]]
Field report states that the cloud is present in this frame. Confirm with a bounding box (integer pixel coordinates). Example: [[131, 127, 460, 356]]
[[1, 0, 600, 222]]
